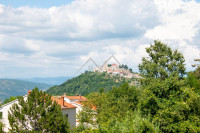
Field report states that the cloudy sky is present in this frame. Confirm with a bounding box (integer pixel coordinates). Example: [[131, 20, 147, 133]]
[[0, 0, 200, 78]]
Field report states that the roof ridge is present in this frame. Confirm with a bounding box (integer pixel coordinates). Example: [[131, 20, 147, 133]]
[[0, 95, 27, 109]]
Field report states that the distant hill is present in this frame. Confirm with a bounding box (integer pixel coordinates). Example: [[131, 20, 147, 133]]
[[21, 77, 72, 85], [0, 79, 51, 101], [46, 71, 137, 96]]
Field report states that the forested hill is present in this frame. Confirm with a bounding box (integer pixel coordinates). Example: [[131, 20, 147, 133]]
[[0, 79, 51, 101], [46, 71, 136, 96]]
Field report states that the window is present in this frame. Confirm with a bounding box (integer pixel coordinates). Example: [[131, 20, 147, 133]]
[[65, 114, 68, 118]]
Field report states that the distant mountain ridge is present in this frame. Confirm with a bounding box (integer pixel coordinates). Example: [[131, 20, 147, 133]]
[[0, 79, 51, 101]]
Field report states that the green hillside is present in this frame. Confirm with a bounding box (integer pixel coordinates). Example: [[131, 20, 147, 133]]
[[0, 79, 51, 101], [46, 71, 137, 96]]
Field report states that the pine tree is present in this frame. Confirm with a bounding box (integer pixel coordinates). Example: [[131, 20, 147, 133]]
[[8, 87, 70, 133]]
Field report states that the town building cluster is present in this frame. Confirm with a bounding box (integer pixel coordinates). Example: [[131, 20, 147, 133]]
[[94, 64, 142, 79]]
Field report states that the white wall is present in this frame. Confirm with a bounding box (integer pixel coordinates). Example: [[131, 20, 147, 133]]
[[71, 103, 84, 126], [61, 108, 76, 128], [0, 96, 28, 132], [64, 97, 71, 103], [0, 99, 20, 132]]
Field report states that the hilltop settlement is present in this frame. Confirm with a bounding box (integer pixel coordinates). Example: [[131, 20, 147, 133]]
[[94, 64, 142, 79]]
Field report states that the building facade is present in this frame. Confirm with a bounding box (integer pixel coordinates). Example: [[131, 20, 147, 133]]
[[0, 93, 78, 132]]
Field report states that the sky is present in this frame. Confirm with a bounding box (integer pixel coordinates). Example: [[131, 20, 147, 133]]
[[0, 0, 200, 78]]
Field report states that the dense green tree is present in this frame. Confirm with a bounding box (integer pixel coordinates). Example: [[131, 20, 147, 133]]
[[76, 104, 96, 132], [82, 83, 141, 131], [102, 111, 159, 133], [187, 58, 200, 94], [8, 87, 70, 133], [76, 83, 160, 132], [139, 40, 186, 81], [138, 41, 200, 132], [194, 66, 200, 79], [187, 72, 200, 93]]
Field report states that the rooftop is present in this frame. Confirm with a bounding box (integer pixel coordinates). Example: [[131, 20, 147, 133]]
[[51, 96, 77, 109], [66, 95, 87, 100]]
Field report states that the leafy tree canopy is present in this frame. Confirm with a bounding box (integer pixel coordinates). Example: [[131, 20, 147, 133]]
[[188, 58, 200, 94], [139, 40, 186, 80], [137, 41, 200, 132]]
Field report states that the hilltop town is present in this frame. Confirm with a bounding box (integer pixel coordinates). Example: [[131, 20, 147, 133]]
[[94, 64, 142, 79], [75, 55, 142, 79]]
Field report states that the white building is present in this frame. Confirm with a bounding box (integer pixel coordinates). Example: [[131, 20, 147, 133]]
[[0, 95, 28, 132], [63, 95, 88, 126], [51, 96, 77, 128], [63, 95, 97, 128], [0, 92, 77, 132]]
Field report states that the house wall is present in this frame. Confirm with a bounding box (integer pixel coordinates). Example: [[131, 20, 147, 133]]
[[0, 99, 20, 132], [71, 103, 83, 126], [62, 108, 76, 128], [0, 96, 28, 132]]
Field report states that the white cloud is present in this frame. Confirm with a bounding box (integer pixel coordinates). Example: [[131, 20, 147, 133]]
[[0, 0, 158, 41], [144, 0, 200, 71], [145, 0, 200, 41], [0, 0, 199, 78]]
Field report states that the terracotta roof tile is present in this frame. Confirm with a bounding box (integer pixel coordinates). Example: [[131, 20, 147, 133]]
[[66, 96, 87, 100], [51, 97, 76, 109], [75, 100, 97, 111], [75, 101, 84, 106]]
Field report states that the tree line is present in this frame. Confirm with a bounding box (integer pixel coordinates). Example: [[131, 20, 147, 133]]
[[76, 40, 200, 132]]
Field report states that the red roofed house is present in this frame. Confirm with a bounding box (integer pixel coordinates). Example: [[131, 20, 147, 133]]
[[51, 96, 77, 128], [0, 92, 77, 132], [63, 95, 88, 126], [51, 95, 96, 127]]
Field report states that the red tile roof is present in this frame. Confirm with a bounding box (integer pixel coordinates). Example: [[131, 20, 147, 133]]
[[75, 100, 97, 111], [75, 101, 85, 106], [66, 96, 87, 100], [27, 91, 76, 109], [28, 90, 31, 95], [51, 97, 76, 109]]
